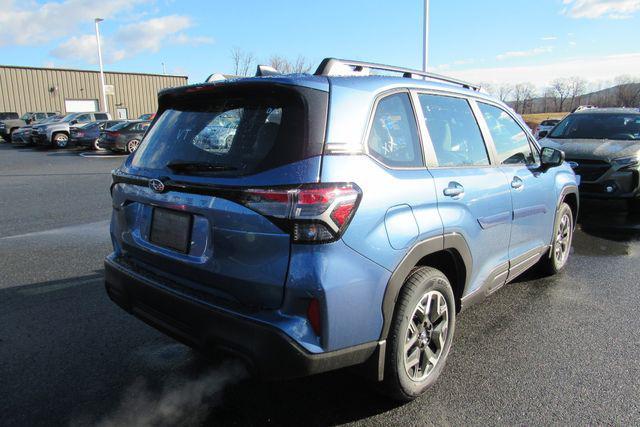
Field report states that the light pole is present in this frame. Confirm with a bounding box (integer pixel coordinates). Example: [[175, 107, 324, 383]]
[[94, 18, 107, 113], [423, 0, 430, 72]]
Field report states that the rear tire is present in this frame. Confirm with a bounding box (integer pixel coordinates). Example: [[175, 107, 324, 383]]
[[538, 202, 573, 276], [382, 267, 456, 402], [126, 139, 140, 153]]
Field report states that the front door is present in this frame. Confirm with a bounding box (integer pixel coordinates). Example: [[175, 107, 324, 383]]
[[415, 92, 513, 296], [475, 102, 556, 279]]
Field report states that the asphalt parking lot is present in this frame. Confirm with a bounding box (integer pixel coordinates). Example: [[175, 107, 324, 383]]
[[1, 142, 640, 426]]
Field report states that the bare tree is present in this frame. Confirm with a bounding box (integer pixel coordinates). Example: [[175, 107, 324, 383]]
[[614, 75, 640, 107], [513, 83, 536, 114], [567, 76, 587, 111], [268, 54, 313, 74], [497, 84, 514, 103], [549, 78, 573, 112], [230, 47, 254, 76]]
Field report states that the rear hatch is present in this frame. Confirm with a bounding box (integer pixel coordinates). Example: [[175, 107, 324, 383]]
[[110, 81, 329, 309]]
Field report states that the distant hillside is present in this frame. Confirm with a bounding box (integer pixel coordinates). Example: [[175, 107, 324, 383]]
[[508, 83, 640, 114]]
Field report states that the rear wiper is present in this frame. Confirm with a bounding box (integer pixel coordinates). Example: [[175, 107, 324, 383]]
[[166, 161, 237, 173]]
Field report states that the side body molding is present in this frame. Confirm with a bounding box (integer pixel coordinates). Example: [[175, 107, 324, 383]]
[[379, 232, 472, 341]]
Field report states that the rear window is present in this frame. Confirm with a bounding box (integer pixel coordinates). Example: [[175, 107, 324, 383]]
[[132, 84, 328, 176], [0, 113, 19, 120]]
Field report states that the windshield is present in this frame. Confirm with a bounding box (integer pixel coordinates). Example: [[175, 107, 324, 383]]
[[549, 113, 640, 140], [60, 114, 77, 122], [36, 115, 63, 124], [131, 85, 328, 177]]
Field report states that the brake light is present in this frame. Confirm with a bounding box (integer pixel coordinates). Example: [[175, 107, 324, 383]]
[[240, 183, 361, 243]]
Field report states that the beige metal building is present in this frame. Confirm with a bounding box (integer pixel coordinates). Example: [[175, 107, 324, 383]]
[[0, 65, 188, 120]]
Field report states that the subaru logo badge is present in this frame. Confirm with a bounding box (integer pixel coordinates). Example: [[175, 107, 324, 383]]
[[149, 179, 165, 193]]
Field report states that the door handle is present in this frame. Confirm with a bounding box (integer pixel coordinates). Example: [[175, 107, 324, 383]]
[[511, 176, 524, 189], [443, 182, 464, 197]]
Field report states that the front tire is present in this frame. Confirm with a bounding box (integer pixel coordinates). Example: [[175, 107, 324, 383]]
[[539, 202, 574, 275], [53, 132, 69, 148], [382, 267, 456, 401]]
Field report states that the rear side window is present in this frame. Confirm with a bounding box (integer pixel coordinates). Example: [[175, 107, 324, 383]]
[[0, 113, 19, 120], [478, 103, 538, 165], [367, 93, 423, 168], [132, 85, 328, 176], [419, 94, 489, 167], [94, 113, 109, 120]]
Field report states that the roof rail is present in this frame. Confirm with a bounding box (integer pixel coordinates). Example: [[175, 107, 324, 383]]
[[314, 58, 481, 91]]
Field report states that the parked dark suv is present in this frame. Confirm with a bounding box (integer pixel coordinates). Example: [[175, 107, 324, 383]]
[[540, 108, 640, 210]]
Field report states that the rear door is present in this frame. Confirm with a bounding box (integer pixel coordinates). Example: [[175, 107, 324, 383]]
[[111, 83, 328, 309], [415, 92, 513, 296], [475, 101, 556, 278]]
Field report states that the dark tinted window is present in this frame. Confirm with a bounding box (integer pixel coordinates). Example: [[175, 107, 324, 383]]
[[367, 93, 422, 168], [75, 114, 92, 123], [132, 85, 328, 176], [478, 103, 537, 165], [419, 94, 489, 167], [540, 120, 560, 126], [0, 113, 19, 120], [549, 113, 640, 140], [94, 113, 109, 120]]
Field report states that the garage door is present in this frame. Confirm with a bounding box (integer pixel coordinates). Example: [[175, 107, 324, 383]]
[[65, 99, 99, 113]]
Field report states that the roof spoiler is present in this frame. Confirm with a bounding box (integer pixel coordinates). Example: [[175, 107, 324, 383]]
[[314, 58, 481, 92]]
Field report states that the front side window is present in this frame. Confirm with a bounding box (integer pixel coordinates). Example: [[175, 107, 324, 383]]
[[478, 103, 537, 165], [367, 93, 423, 168], [419, 94, 490, 167]]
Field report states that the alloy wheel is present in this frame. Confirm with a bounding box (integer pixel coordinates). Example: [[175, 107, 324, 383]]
[[127, 139, 140, 153], [403, 290, 449, 382], [554, 213, 572, 266], [54, 134, 68, 148]]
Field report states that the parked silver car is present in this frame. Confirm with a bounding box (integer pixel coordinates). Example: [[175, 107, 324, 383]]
[[31, 112, 111, 148]]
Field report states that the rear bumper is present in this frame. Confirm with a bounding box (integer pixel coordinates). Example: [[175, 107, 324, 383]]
[[104, 254, 376, 379], [98, 136, 126, 150]]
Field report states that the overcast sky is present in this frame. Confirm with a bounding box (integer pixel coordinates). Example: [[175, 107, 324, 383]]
[[0, 0, 638, 88]]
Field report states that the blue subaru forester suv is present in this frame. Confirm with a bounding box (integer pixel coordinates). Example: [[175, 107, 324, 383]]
[[105, 58, 579, 401]]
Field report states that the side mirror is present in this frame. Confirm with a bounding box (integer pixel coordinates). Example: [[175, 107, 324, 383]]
[[538, 130, 549, 139], [70, 120, 78, 125], [540, 147, 565, 169]]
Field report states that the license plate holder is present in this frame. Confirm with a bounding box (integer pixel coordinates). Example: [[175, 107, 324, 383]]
[[149, 208, 193, 253]]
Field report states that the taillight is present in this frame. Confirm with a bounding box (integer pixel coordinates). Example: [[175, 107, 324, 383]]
[[239, 183, 361, 243]]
